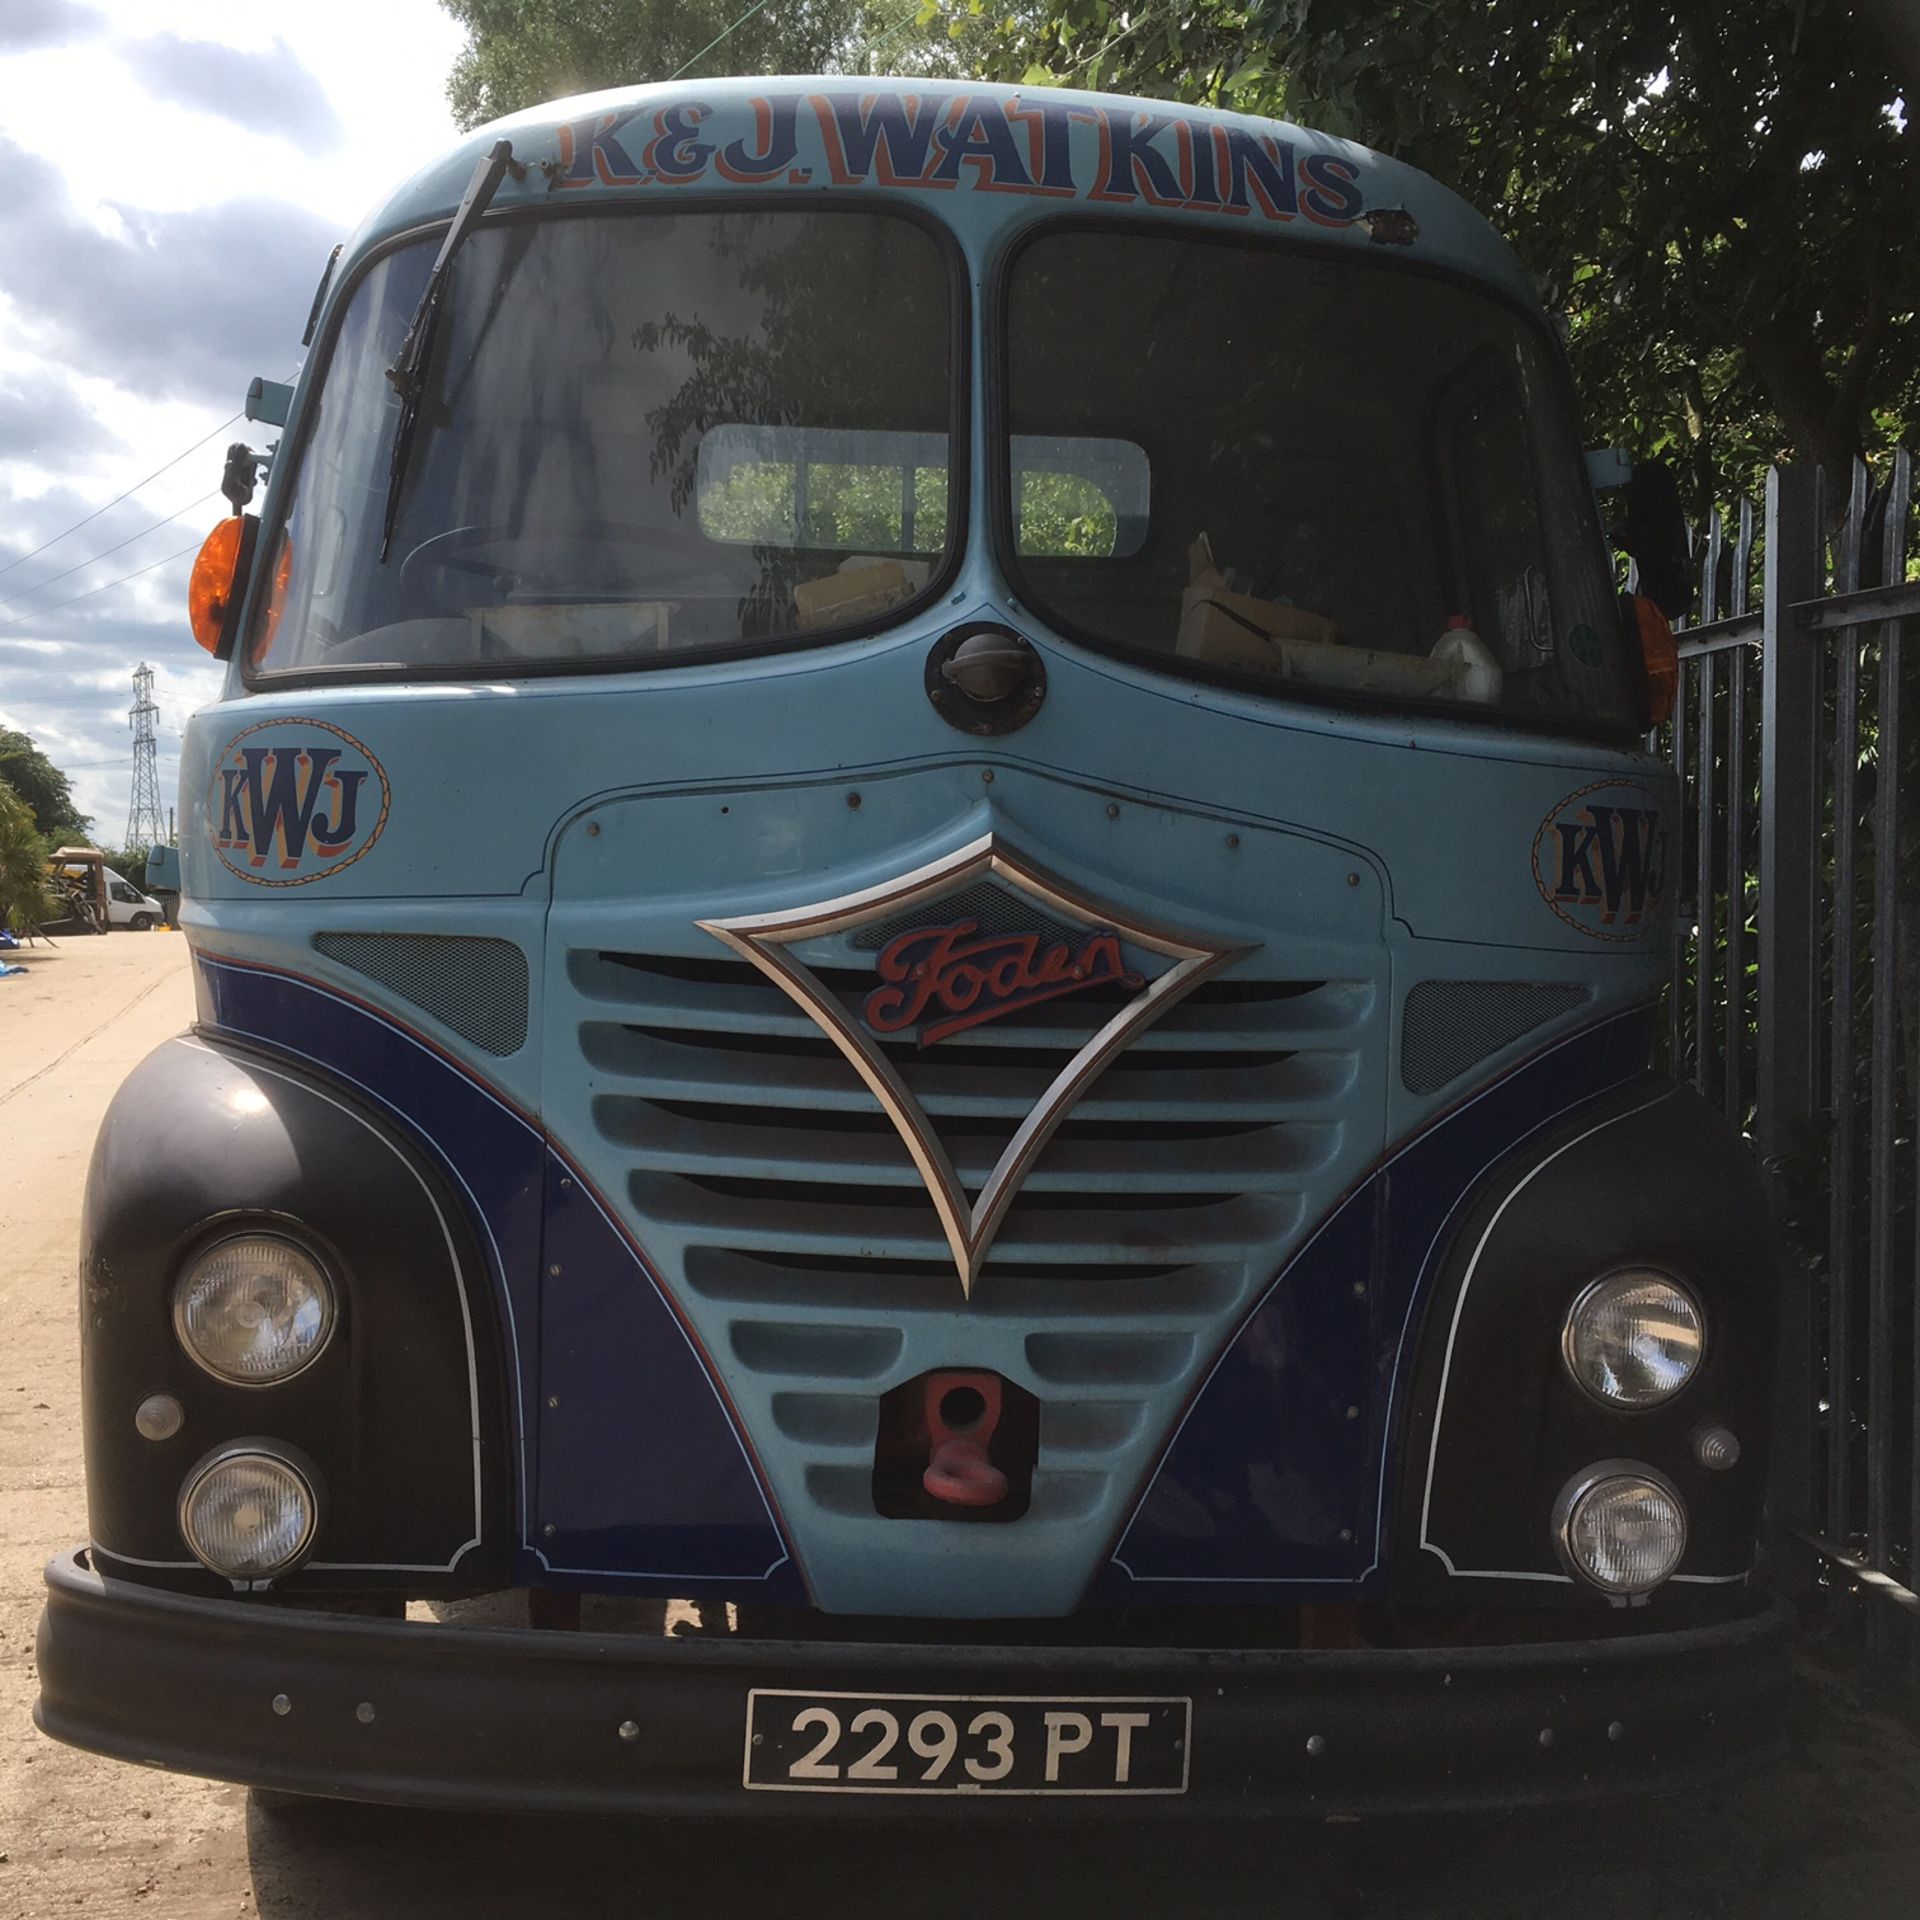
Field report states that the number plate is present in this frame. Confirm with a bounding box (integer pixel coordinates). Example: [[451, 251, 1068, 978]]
[[743, 1689, 1190, 1795]]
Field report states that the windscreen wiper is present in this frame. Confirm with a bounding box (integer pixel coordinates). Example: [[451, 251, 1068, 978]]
[[379, 137, 524, 562]]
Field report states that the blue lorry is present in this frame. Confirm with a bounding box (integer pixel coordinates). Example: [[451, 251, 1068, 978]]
[[35, 78, 1786, 1815]]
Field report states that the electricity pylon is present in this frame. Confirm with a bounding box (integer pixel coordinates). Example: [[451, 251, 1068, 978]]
[[125, 662, 165, 850]]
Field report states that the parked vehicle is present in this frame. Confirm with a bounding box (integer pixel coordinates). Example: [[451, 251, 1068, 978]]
[[103, 872, 165, 931], [35, 78, 1787, 1818], [44, 847, 110, 936]]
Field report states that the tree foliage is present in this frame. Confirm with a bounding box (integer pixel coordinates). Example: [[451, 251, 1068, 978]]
[[0, 779, 60, 937], [981, 0, 1916, 519], [0, 728, 91, 844], [440, 0, 971, 128]]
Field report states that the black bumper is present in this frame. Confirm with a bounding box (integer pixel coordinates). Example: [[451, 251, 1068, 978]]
[[37, 1550, 1791, 1818]]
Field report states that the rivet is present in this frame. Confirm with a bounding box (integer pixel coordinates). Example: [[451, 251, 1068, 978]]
[[547, 1395, 560, 1409], [1538, 1728, 1554, 1747], [1345, 1405, 1360, 1421], [548, 1264, 562, 1278], [271, 1694, 292, 1717], [1346, 872, 1360, 887], [1351, 1281, 1367, 1299], [1607, 1720, 1624, 1742], [1305, 1734, 1326, 1757], [981, 769, 994, 783], [558, 1177, 572, 1191], [1106, 803, 1120, 819], [356, 1702, 376, 1725], [1338, 1528, 1353, 1542], [751, 1732, 765, 1747], [618, 1720, 640, 1743], [134, 1393, 185, 1442], [542, 1523, 556, 1537], [1225, 834, 1239, 849], [585, 822, 600, 838], [846, 792, 862, 810]]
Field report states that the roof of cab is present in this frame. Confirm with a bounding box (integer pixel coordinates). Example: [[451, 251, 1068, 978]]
[[334, 76, 1536, 310]]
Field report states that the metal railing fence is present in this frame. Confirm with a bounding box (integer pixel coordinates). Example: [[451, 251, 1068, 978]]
[[1665, 453, 1920, 1641]]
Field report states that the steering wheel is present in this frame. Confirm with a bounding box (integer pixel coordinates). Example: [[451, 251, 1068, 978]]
[[398, 520, 760, 613]]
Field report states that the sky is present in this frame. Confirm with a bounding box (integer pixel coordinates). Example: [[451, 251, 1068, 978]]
[[0, 0, 468, 842]]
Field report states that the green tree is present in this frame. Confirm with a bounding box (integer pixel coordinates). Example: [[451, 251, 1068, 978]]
[[980, 0, 1917, 519], [0, 779, 60, 937], [440, 0, 959, 128], [0, 729, 91, 844]]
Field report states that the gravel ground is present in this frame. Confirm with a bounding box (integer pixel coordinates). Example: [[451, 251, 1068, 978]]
[[5, 932, 1920, 1918]]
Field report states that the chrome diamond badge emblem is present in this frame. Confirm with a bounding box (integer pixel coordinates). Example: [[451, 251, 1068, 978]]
[[698, 834, 1249, 1296]]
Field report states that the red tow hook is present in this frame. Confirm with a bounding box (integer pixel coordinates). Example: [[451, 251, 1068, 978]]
[[920, 1371, 1009, 1509]]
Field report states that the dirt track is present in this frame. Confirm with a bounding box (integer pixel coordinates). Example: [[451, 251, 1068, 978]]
[[6, 932, 1920, 1918]]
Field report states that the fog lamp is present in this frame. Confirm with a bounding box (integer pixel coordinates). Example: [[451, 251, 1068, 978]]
[[178, 1448, 317, 1579], [1555, 1465, 1687, 1596], [1562, 1270, 1703, 1408], [173, 1233, 335, 1385]]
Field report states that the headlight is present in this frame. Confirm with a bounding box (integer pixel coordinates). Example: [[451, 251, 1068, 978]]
[[1561, 1269, 1703, 1408], [178, 1448, 318, 1579], [173, 1233, 336, 1385], [1554, 1464, 1687, 1595]]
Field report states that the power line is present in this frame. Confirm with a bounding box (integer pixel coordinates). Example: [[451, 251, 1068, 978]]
[[0, 491, 221, 616], [665, 0, 776, 81], [0, 537, 202, 631], [0, 411, 240, 587]]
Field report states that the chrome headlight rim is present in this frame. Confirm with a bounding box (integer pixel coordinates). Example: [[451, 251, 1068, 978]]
[[1559, 1266, 1705, 1412], [176, 1442, 321, 1581], [1551, 1458, 1688, 1597], [170, 1226, 339, 1389]]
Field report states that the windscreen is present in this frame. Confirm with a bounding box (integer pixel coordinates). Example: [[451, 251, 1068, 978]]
[[1004, 229, 1634, 733], [250, 209, 955, 676]]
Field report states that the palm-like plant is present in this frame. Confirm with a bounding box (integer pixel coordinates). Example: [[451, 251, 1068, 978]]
[[0, 778, 61, 938]]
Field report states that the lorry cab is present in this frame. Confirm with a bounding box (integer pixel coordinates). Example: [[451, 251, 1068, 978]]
[[37, 78, 1787, 1816]]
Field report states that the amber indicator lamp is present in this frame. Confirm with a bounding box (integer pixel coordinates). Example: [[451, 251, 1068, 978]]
[[187, 514, 259, 658], [1631, 593, 1680, 727]]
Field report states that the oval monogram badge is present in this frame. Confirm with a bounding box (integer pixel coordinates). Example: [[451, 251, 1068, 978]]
[[1530, 779, 1669, 941], [208, 719, 390, 887]]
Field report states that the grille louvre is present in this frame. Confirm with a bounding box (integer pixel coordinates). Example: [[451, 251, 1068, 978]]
[[314, 931, 529, 1055]]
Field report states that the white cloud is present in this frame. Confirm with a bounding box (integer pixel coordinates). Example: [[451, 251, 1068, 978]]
[[0, 0, 465, 844]]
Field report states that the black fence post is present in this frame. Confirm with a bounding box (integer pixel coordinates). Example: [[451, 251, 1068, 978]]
[[1756, 464, 1823, 1566]]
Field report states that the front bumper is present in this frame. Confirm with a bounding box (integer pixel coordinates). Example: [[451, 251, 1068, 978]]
[[37, 1550, 1791, 1818]]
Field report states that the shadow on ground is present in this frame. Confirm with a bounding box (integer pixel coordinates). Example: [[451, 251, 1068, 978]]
[[244, 1647, 1920, 1920]]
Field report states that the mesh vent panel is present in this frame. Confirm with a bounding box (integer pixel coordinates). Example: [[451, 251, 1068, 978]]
[[314, 932, 529, 1056], [1401, 981, 1589, 1094]]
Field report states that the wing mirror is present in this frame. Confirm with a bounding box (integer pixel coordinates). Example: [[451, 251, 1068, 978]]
[[1617, 459, 1692, 620]]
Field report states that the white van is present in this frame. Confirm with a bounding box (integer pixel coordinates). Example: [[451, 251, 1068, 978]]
[[103, 872, 164, 931]]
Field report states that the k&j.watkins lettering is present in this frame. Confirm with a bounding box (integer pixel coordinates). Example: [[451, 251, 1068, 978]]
[[864, 920, 1146, 1046], [553, 93, 1365, 226], [216, 747, 369, 871], [1550, 803, 1666, 926]]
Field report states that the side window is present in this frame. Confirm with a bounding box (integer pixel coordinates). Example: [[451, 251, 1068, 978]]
[[111, 883, 139, 903]]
